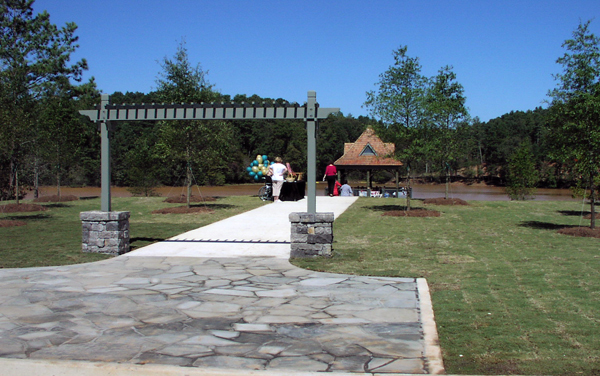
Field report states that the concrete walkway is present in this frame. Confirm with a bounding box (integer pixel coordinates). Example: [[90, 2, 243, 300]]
[[0, 197, 444, 375]]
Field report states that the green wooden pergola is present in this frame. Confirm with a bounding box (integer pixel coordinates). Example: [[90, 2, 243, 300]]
[[79, 91, 339, 214]]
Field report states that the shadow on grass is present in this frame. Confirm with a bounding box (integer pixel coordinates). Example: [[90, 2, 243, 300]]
[[131, 237, 165, 247], [80, 196, 99, 200], [558, 210, 591, 217], [6, 213, 52, 221], [42, 203, 72, 208], [519, 221, 576, 230], [365, 205, 410, 212], [190, 203, 235, 210]]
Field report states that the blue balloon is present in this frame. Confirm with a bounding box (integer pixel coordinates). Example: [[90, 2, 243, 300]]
[[252, 160, 258, 166], [257, 171, 263, 177], [249, 171, 256, 177], [270, 161, 275, 165], [254, 175, 259, 181], [262, 155, 268, 161], [264, 160, 269, 166], [246, 166, 252, 172]]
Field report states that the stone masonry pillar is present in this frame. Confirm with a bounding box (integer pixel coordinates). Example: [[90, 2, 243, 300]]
[[289, 212, 334, 258], [80, 211, 130, 255]]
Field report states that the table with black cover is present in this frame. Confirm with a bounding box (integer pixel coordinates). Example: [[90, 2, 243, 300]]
[[279, 181, 306, 201]]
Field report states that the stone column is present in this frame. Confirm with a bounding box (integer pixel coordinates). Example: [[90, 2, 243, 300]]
[[80, 211, 130, 255], [289, 212, 334, 258]]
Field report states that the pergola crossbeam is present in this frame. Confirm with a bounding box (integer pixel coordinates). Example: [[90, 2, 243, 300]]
[[80, 102, 336, 122], [79, 91, 339, 214]]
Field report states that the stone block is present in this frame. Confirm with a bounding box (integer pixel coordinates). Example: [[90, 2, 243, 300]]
[[291, 233, 308, 243], [308, 234, 333, 244]]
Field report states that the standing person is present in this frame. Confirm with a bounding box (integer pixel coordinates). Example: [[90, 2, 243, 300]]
[[340, 180, 353, 196], [322, 162, 337, 197], [268, 157, 287, 202]]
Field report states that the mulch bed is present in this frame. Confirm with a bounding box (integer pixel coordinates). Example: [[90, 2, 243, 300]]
[[0, 220, 27, 227], [152, 206, 215, 214], [164, 196, 217, 203], [383, 208, 441, 217], [423, 198, 469, 206], [557, 227, 600, 238], [0, 203, 47, 213], [33, 195, 79, 202], [583, 213, 600, 219]]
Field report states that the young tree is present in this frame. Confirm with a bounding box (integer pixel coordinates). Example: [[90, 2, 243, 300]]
[[155, 40, 234, 207], [365, 45, 429, 210], [426, 65, 468, 198], [0, 0, 90, 201], [505, 141, 538, 200], [548, 20, 600, 228]]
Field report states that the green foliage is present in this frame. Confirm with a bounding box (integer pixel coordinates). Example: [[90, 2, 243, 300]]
[[0, 0, 92, 199], [154, 41, 236, 203], [548, 19, 600, 227], [505, 141, 538, 200]]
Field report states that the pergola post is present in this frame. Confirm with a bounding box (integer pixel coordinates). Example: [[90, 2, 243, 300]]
[[306, 91, 317, 214], [100, 94, 111, 212]]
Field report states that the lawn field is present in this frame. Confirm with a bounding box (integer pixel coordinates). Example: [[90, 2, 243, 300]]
[[0, 196, 266, 268], [293, 198, 600, 375], [1, 196, 598, 374]]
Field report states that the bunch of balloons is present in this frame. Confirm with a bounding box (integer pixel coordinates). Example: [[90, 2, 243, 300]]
[[246, 154, 273, 181]]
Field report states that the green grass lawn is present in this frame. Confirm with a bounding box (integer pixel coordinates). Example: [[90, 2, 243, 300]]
[[293, 198, 600, 375], [0, 196, 266, 268], [1, 195, 599, 374]]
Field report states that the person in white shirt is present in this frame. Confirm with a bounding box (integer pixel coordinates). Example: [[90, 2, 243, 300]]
[[268, 157, 287, 202]]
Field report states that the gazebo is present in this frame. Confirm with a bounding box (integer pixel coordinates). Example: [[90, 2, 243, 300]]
[[334, 127, 404, 197]]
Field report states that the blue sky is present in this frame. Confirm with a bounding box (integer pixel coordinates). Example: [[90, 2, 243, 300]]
[[33, 0, 600, 122]]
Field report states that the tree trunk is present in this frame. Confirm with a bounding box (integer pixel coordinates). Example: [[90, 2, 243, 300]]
[[34, 158, 39, 199], [56, 166, 61, 198], [186, 165, 192, 209], [406, 169, 411, 211], [445, 171, 449, 200], [590, 172, 596, 229], [186, 147, 192, 209], [15, 168, 19, 205]]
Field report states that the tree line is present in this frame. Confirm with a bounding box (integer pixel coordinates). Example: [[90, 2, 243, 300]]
[[2, 2, 599, 222]]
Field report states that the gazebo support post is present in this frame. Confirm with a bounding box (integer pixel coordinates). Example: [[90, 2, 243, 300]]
[[396, 169, 400, 199]]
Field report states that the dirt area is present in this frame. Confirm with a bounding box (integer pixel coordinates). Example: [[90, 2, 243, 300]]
[[33, 195, 78, 202], [0, 220, 27, 227], [0, 203, 47, 213], [558, 227, 600, 238], [164, 196, 217, 203], [423, 198, 469, 206], [152, 206, 215, 214], [383, 208, 441, 217]]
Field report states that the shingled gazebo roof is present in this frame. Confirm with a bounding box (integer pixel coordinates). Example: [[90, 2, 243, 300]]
[[334, 127, 403, 170]]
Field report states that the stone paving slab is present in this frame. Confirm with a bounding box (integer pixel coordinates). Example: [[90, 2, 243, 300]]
[[0, 256, 443, 374]]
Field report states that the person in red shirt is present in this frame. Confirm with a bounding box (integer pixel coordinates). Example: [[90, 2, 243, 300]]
[[322, 162, 337, 197]]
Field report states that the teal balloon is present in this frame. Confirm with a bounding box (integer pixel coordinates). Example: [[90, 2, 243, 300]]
[[262, 155, 268, 161], [264, 160, 269, 166], [257, 171, 263, 177], [270, 161, 275, 165], [249, 171, 256, 177], [252, 160, 258, 166], [254, 175, 259, 181], [246, 166, 252, 172]]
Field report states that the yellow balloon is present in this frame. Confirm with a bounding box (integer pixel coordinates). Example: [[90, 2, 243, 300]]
[[257, 155, 263, 163], [252, 166, 259, 173]]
